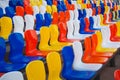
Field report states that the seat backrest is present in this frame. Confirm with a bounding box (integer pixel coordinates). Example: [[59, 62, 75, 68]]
[[52, 5, 57, 14], [91, 34, 98, 50], [33, 6, 39, 19], [46, 5, 52, 14], [26, 60, 46, 80], [5, 6, 15, 18], [16, 6, 24, 17], [24, 30, 38, 52], [0, 17, 12, 40], [65, 10, 70, 22], [109, 24, 117, 39], [24, 5, 33, 15], [46, 52, 62, 80], [44, 13, 52, 26], [61, 46, 74, 72], [73, 41, 83, 66], [0, 38, 6, 61], [114, 69, 120, 80], [52, 12, 58, 24], [9, 33, 24, 55], [116, 22, 120, 36], [39, 5, 46, 18], [0, 71, 24, 80], [0, 8, 3, 18]]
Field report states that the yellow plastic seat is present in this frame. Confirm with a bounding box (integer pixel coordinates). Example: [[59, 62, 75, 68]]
[[112, 11, 116, 21], [38, 27, 62, 51], [96, 31, 117, 52], [46, 52, 62, 80], [0, 17, 12, 40], [30, 0, 41, 6], [116, 22, 120, 36], [46, 5, 52, 14], [77, 0, 82, 4], [104, 6, 109, 14], [26, 60, 46, 80], [49, 24, 72, 47], [52, 5, 57, 14]]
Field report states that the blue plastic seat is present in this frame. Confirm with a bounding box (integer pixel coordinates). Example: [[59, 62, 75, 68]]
[[79, 18, 94, 34], [57, 5, 63, 12], [0, 8, 3, 18], [61, 46, 96, 80], [17, 0, 24, 6], [46, 0, 52, 6], [5, 6, 15, 18], [8, 33, 44, 64], [78, 10, 83, 20], [9, 0, 17, 9], [44, 13, 52, 26], [89, 17, 100, 30], [35, 14, 44, 31], [0, 37, 26, 72]]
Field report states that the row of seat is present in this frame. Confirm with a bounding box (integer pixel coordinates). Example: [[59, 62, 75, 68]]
[[0, 0, 120, 80]]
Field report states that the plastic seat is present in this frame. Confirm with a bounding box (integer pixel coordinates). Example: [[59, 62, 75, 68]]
[[52, 12, 58, 24], [46, 5, 52, 14], [72, 41, 102, 71], [99, 14, 108, 26], [9, 33, 44, 64], [52, 5, 57, 14], [0, 38, 26, 72], [0, 8, 4, 18], [38, 27, 62, 51], [49, 24, 72, 47], [42, 0, 47, 6], [91, 34, 113, 57], [35, 14, 44, 32], [0, 71, 24, 80], [61, 46, 96, 80], [16, 6, 24, 17], [116, 22, 120, 37], [101, 27, 120, 48], [0, 0, 9, 14], [5, 6, 15, 18], [46, 52, 62, 80], [24, 30, 48, 57], [24, 5, 33, 15], [39, 5, 46, 19], [110, 24, 120, 41], [32, 6, 39, 19], [82, 37, 108, 64], [44, 13, 52, 26], [79, 18, 94, 34], [96, 31, 117, 52], [26, 60, 46, 80], [24, 14, 34, 31], [0, 17, 12, 40], [114, 69, 120, 80], [13, 16, 24, 37]]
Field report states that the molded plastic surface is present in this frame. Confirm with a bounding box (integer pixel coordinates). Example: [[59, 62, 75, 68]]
[[26, 60, 46, 80], [47, 52, 62, 80], [16, 6, 24, 17], [114, 69, 120, 80], [0, 71, 24, 80], [5, 6, 15, 18]]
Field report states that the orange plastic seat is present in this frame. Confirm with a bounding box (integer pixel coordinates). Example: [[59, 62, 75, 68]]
[[24, 5, 33, 15], [24, 30, 48, 57], [52, 12, 58, 24], [114, 69, 120, 80], [82, 37, 108, 64], [16, 6, 24, 17], [91, 34, 113, 57], [110, 24, 120, 41]]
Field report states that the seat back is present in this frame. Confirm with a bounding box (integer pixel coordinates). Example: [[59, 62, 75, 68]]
[[91, 34, 98, 50], [26, 60, 46, 80], [0, 17, 12, 40], [44, 13, 52, 26], [25, 14, 34, 31], [24, 30, 38, 53], [33, 6, 39, 19], [13, 16, 24, 36], [5, 6, 15, 18], [61, 46, 74, 72], [0, 71, 24, 80], [110, 24, 117, 39], [47, 52, 62, 80], [0, 38, 6, 61], [52, 12, 58, 24], [46, 5, 52, 14], [0, 8, 3, 18], [24, 5, 33, 15], [52, 5, 57, 14], [16, 6, 24, 17], [9, 33, 24, 56], [116, 22, 120, 36], [114, 69, 120, 80]]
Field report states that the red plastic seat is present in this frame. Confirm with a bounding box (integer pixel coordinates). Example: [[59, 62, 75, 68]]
[[84, 17, 95, 32], [24, 30, 48, 57], [52, 0, 57, 6], [114, 69, 120, 80], [92, 8, 96, 16], [24, 5, 33, 15], [91, 34, 113, 57], [110, 24, 120, 41], [52, 12, 58, 24], [82, 37, 108, 64], [16, 6, 24, 17]]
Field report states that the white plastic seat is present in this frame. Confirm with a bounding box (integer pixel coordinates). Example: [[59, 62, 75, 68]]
[[0, 0, 9, 14], [13, 16, 24, 36], [25, 14, 34, 31], [42, 0, 47, 7], [33, 6, 39, 19], [101, 27, 120, 48], [73, 41, 102, 71], [0, 71, 24, 80], [39, 5, 46, 19]]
